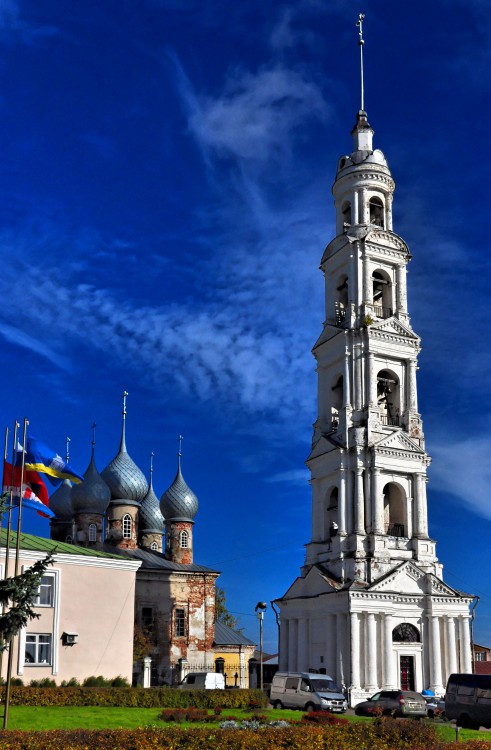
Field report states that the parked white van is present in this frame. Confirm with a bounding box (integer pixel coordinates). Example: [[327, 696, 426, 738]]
[[178, 672, 225, 690], [270, 672, 347, 712]]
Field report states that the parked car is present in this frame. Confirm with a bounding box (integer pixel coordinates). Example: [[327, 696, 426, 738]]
[[354, 690, 427, 718], [178, 672, 225, 690], [445, 673, 491, 729], [425, 696, 446, 719], [270, 672, 347, 712]]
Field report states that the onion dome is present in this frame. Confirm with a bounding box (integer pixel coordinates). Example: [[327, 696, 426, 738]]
[[71, 447, 111, 515], [160, 443, 198, 522], [49, 479, 73, 521], [140, 473, 165, 533], [101, 393, 148, 504]]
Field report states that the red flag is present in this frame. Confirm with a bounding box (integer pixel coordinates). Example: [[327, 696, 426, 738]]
[[2, 459, 50, 516]]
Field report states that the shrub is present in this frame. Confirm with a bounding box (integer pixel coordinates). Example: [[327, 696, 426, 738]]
[[82, 675, 129, 688], [29, 678, 57, 688], [301, 710, 348, 725], [213, 705, 222, 715]]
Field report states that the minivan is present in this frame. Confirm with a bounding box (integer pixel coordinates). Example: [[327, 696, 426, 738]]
[[270, 672, 347, 712], [178, 672, 225, 690], [445, 673, 491, 729]]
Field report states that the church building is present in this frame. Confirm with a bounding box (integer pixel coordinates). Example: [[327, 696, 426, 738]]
[[274, 39, 474, 703]]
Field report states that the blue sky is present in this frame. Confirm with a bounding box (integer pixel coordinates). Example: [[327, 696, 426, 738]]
[[0, 0, 490, 653]]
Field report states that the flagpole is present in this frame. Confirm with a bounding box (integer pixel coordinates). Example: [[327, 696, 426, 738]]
[[3, 418, 28, 730], [4, 422, 19, 583], [0, 426, 8, 687]]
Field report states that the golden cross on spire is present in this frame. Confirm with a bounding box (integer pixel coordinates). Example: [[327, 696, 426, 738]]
[[66, 436, 71, 463], [122, 390, 128, 416], [91, 423, 97, 447]]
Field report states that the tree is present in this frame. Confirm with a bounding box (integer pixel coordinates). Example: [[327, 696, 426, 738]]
[[0, 551, 54, 651], [215, 587, 242, 631]]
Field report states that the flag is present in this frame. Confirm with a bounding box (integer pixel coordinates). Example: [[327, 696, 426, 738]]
[[11, 490, 55, 519], [18, 436, 83, 485], [2, 460, 53, 518]]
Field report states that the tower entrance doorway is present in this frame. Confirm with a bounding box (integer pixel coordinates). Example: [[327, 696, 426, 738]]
[[400, 655, 415, 691]]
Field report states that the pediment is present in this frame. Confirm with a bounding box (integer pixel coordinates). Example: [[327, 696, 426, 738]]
[[372, 430, 426, 456], [370, 317, 420, 342], [369, 561, 462, 598], [307, 435, 339, 462]]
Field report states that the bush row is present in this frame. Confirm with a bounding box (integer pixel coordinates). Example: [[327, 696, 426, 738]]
[[0, 718, 467, 750], [0, 686, 268, 708]]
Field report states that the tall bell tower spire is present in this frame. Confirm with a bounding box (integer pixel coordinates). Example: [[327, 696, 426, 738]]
[[275, 14, 473, 703]]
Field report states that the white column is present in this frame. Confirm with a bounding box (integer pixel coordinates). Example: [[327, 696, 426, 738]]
[[429, 615, 444, 693], [366, 613, 378, 691], [279, 618, 289, 671], [354, 467, 365, 534], [372, 468, 384, 534], [353, 190, 359, 227], [288, 619, 298, 671], [346, 468, 353, 534], [367, 352, 377, 405], [386, 194, 393, 231], [460, 615, 472, 674], [336, 613, 345, 689], [364, 468, 371, 533], [396, 264, 407, 312], [239, 650, 246, 688], [363, 255, 371, 304], [350, 612, 361, 688], [298, 618, 309, 671], [339, 463, 347, 535], [383, 613, 396, 688], [344, 348, 351, 408], [360, 188, 368, 224], [354, 343, 362, 410], [446, 616, 458, 677], [407, 359, 418, 412], [413, 474, 424, 538]]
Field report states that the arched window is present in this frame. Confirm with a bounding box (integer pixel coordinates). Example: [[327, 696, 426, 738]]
[[180, 530, 189, 548], [215, 657, 225, 674], [392, 623, 420, 642], [65, 535, 72, 544], [331, 374, 343, 428], [369, 196, 384, 227], [150, 541, 158, 551], [88, 524, 97, 543], [377, 369, 400, 426], [122, 514, 132, 539], [342, 201, 351, 228], [372, 270, 392, 318], [335, 275, 348, 325], [383, 482, 407, 537], [326, 487, 339, 539]]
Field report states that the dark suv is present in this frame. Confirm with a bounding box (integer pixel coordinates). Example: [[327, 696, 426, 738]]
[[355, 690, 428, 718]]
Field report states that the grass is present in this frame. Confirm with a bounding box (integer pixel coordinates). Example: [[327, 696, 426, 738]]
[[3, 705, 491, 743]]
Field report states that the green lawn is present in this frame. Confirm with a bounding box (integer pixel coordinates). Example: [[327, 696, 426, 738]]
[[3, 705, 491, 744]]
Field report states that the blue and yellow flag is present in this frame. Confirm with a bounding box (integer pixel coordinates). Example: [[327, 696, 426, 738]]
[[21, 436, 83, 485]]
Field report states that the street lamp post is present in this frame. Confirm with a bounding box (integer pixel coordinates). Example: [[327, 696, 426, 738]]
[[255, 602, 267, 692]]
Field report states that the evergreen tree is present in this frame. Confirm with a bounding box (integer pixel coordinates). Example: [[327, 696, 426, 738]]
[[215, 587, 242, 631]]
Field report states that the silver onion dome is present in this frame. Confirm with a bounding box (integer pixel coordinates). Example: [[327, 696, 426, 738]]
[[160, 453, 198, 522], [140, 476, 165, 533], [101, 395, 148, 503], [49, 479, 73, 521], [71, 449, 111, 515]]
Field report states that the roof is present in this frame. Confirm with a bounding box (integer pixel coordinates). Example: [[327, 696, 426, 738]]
[[213, 620, 255, 647], [0, 529, 125, 560], [106, 545, 220, 574], [474, 662, 491, 675]]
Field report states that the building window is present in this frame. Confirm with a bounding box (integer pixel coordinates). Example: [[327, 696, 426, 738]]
[[122, 514, 132, 539], [174, 608, 186, 637], [88, 523, 97, 543], [150, 541, 158, 551], [475, 651, 487, 662], [392, 623, 420, 642], [25, 634, 52, 665], [35, 576, 54, 607], [65, 535, 72, 544], [180, 530, 189, 548], [142, 607, 153, 632]]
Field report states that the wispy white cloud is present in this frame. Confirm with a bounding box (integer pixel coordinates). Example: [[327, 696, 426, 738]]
[[430, 436, 491, 521], [175, 59, 329, 164], [0, 0, 59, 42], [266, 468, 310, 484]]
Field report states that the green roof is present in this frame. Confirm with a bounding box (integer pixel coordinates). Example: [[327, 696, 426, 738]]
[[0, 529, 125, 560]]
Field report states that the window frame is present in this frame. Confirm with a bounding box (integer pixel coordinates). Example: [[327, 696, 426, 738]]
[[24, 633, 53, 666], [122, 514, 132, 539], [180, 530, 189, 548], [34, 575, 55, 607], [88, 523, 97, 543], [174, 607, 186, 638]]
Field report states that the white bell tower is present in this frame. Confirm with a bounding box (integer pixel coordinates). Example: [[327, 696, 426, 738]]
[[275, 15, 474, 703]]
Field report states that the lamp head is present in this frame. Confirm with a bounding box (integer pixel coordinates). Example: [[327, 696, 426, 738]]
[[255, 601, 267, 612]]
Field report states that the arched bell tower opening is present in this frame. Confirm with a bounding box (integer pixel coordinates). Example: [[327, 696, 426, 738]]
[[331, 374, 343, 428], [335, 275, 349, 324], [383, 482, 407, 537], [372, 270, 392, 318], [325, 487, 339, 539], [377, 369, 400, 426], [369, 196, 385, 227]]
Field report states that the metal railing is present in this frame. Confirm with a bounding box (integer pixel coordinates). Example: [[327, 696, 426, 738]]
[[334, 302, 346, 325], [372, 304, 392, 319], [386, 523, 406, 538], [380, 414, 399, 426]]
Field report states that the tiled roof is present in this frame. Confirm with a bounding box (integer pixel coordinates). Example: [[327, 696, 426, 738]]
[[0, 530, 124, 560], [213, 620, 255, 646]]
